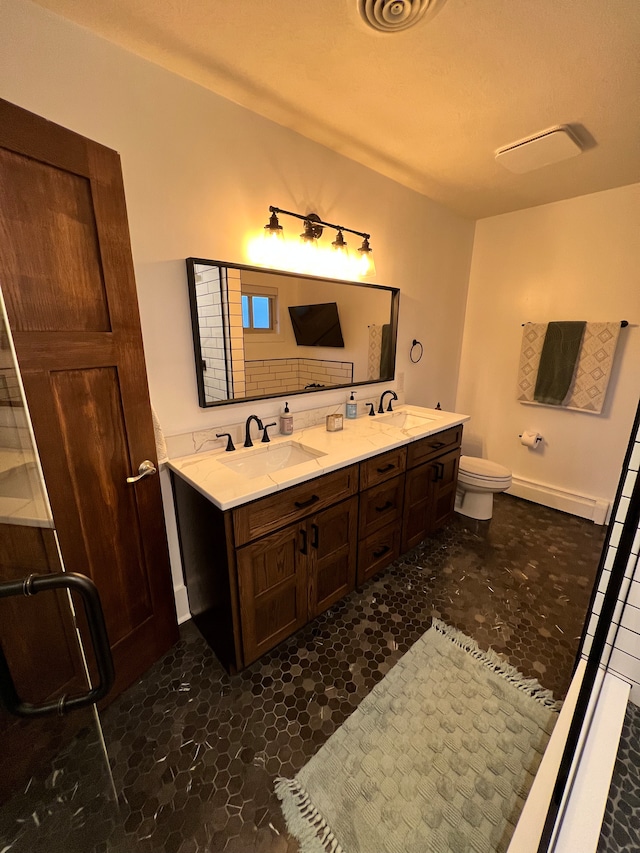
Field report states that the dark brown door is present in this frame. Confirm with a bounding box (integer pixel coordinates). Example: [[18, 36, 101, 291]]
[[0, 99, 178, 699]]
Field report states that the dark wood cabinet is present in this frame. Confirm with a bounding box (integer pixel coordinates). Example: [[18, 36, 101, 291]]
[[310, 497, 358, 618], [402, 447, 460, 551], [233, 465, 358, 545], [358, 475, 405, 539], [357, 521, 402, 585], [236, 496, 358, 666], [172, 423, 462, 671], [237, 522, 309, 666]]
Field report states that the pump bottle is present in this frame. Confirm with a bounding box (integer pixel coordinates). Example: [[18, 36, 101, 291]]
[[280, 401, 294, 434], [346, 392, 358, 419]]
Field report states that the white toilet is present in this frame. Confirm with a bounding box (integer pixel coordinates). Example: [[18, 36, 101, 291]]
[[455, 456, 512, 520]]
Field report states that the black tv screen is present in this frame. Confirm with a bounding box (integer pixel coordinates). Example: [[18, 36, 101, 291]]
[[288, 302, 345, 348]]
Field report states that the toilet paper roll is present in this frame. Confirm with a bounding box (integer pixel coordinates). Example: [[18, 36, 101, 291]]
[[520, 430, 542, 449]]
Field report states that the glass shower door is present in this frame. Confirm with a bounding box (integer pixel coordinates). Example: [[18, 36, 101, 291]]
[[0, 295, 126, 852]]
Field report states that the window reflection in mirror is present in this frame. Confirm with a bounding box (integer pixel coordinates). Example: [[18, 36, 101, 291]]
[[186, 259, 400, 408]]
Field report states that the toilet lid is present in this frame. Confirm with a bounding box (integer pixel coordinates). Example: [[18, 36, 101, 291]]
[[459, 456, 511, 479]]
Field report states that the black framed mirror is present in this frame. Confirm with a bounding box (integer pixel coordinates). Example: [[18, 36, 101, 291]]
[[186, 258, 400, 408]]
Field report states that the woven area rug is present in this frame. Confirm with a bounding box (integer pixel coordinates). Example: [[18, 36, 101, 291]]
[[275, 620, 559, 853]]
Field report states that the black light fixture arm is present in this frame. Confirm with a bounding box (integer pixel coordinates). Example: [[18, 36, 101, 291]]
[[269, 206, 370, 240]]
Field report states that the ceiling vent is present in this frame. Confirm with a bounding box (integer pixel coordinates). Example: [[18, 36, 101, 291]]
[[495, 126, 583, 174], [358, 0, 447, 33]]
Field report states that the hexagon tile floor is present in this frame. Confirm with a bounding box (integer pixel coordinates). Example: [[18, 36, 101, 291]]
[[0, 494, 606, 853], [597, 701, 640, 852]]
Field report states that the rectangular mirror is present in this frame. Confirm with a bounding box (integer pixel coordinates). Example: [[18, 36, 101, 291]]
[[186, 259, 400, 408]]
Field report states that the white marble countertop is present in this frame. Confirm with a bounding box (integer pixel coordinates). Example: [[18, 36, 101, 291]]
[[0, 447, 54, 528], [167, 405, 470, 511]]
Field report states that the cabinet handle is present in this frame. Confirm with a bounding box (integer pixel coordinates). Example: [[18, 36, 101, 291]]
[[294, 494, 320, 509], [432, 461, 444, 482], [373, 545, 390, 559], [375, 500, 394, 512], [299, 528, 308, 555], [430, 441, 446, 449], [376, 463, 395, 473], [311, 524, 319, 549]]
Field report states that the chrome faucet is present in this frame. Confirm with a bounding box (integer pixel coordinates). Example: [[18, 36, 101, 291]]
[[244, 415, 264, 447], [378, 390, 398, 413]]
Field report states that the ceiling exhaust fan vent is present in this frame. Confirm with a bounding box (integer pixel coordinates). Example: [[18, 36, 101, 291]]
[[358, 0, 447, 33]]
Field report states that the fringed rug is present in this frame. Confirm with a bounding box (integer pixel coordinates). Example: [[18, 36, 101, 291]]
[[275, 619, 559, 853]]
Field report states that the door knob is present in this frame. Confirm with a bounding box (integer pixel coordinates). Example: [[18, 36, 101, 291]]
[[126, 460, 157, 484]]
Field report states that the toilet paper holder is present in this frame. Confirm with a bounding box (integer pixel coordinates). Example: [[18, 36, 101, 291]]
[[519, 431, 543, 449]]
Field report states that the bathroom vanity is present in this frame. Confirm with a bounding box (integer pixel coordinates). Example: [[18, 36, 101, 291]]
[[169, 406, 468, 671]]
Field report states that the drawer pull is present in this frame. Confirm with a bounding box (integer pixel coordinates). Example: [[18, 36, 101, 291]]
[[432, 461, 444, 482], [376, 463, 395, 473], [294, 494, 320, 509], [373, 545, 390, 559], [299, 528, 308, 555], [311, 524, 319, 549], [430, 441, 446, 449], [375, 500, 394, 512]]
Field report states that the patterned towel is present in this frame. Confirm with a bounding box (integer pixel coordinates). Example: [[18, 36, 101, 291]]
[[517, 322, 621, 413]]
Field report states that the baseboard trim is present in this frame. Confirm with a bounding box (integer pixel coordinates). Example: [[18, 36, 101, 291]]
[[507, 476, 610, 525], [173, 583, 191, 625]]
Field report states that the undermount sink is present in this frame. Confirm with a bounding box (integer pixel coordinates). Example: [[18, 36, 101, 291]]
[[220, 441, 327, 479], [375, 408, 437, 430]]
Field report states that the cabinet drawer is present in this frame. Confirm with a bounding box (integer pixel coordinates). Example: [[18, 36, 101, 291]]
[[357, 521, 402, 585], [358, 475, 404, 540], [407, 425, 463, 469], [359, 446, 407, 490], [233, 464, 359, 546]]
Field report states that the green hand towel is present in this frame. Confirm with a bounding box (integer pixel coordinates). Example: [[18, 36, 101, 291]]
[[534, 321, 586, 405]]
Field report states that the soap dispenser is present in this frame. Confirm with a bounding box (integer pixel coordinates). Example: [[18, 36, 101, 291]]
[[280, 401, 294, 435], [346, 392, 358, 419]]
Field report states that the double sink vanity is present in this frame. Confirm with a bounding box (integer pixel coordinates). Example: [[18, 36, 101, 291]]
[[169, 403, 469, 672]]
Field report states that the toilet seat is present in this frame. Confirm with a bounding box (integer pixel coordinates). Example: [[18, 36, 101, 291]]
[[458, 456, 512, 490]]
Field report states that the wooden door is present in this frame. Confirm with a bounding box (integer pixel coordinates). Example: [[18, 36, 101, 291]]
[[236, 523, 309, 665], [0, 99, 178, 698], [0, 524, 89, 802], [309, 497, 358, 618]]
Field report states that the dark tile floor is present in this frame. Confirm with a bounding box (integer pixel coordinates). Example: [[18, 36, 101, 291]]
[[597, 701, 640, 852], [0, 494, 606, 853]]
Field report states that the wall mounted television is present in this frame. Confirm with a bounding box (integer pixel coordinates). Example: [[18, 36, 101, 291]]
[[288, 302, 345, 348]]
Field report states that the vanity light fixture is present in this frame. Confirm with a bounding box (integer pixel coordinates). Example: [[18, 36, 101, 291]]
[[259, 205, 376, 278], [264, 209, 284, 238]]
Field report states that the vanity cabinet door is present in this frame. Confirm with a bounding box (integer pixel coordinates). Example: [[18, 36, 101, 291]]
[[426, 447, 461, 533], [308, 497, 358, 618], [236, 524, 309, 666], [402, 447, 461, 552]]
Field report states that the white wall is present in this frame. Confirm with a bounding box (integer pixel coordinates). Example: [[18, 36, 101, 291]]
[[456, 185, 640, 514], [0, 0, 475, 441], [1, 0, 474, 619]]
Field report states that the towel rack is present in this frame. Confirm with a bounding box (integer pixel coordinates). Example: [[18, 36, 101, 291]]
[[521, 320, 629, 327]]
